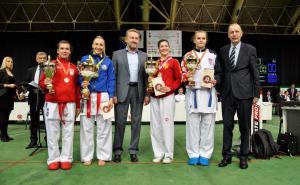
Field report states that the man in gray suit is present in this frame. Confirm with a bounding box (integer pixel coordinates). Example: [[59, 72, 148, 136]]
[[112, 29, 150, 162]]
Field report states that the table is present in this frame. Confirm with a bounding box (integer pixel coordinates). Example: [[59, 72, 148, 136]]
[[10, 101, 273, 122]]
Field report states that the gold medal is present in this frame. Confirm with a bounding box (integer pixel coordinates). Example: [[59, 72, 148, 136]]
[[57, 59, 71, 84], [64, 77, 70, 83]]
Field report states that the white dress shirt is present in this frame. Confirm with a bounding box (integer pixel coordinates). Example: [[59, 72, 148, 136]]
[[126, 48, 139, 83]]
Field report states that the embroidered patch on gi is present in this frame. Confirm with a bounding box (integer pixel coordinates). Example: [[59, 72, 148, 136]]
[[69, 69, 74, 75], [208, 58, 213, 65], [101, 64, 108, 71], [164, 64, 169, 69]]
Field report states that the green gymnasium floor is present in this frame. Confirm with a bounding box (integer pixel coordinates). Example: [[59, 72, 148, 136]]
[[0, 116, 299, 185]]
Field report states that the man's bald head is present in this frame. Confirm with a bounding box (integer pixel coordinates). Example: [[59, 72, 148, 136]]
[[228, 23, 243, 45]]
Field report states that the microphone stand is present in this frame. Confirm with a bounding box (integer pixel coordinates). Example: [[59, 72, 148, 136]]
[[30, 64, 47, 156]]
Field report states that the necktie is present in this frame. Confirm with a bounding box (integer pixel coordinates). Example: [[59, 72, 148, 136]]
[[229, 46, 236, 68]]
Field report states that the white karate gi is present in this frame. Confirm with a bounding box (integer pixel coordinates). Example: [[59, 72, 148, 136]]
[[150, 94, 175, 159], [184, 49, 218, 159], [44, 102, 76, 165], [80, 92, 112, 162]]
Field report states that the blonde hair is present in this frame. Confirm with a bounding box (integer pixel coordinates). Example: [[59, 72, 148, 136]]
[[192, 30, 208, 41], [93, 35, 106, 56], [1, 56, 13, 69]]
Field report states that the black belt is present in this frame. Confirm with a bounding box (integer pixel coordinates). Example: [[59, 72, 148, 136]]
[[128, 82, 138, 86]]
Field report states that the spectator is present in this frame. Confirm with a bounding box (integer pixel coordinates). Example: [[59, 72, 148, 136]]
[[175, 87, 185, 102], [0, 56, 16, 142], [263, 90, 273, 102], [287, 83, 297, 101], [284, 91, 290, 101]]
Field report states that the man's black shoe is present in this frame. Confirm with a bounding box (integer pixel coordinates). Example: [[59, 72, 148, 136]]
[[218, 157, 232, 167], [1, 137, 9, 142], [130, 154, 138, 162], [26, 142, 38, 149], [239, 158, 248, 169], [113, 154, 122, 163]]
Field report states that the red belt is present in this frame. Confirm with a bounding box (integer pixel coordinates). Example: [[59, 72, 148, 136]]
[[86, 93, 101, 118], [58, 103, 67, 125]]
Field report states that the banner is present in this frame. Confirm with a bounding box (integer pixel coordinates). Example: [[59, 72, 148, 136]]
[[146, 30, 182, 57]]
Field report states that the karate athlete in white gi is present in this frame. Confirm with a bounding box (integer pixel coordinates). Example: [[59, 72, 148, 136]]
[[149, 39, 182, 164], [182, 31, 218, 166], [39, 40, 80, 170], [79, 36, 115, 166]]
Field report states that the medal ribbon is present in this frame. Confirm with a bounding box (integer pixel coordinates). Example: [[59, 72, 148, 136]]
[[57, 59, 70, 77], [192, 49, 207, 69], [95, 55, 106, 70], [158, 56, 172, 76]]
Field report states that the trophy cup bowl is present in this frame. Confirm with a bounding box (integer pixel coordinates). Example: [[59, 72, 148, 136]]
[[185, 54, 198, 87], [80, 70, 97, 99], [41, 57, 56, 93], [78, 56, 99, 100], [144, 58, 159, 93]]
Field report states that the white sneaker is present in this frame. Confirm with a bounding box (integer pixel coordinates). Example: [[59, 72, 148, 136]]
[[152, 157, 163, 163], [162, 157, 173, 164]]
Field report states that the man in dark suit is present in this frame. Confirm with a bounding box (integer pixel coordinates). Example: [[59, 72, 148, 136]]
[[287, 83, 298, 101], [215, 23, 260, 169], [112, 29, 150, 162], [25, 52, 47, 149], [276, 90, 285, 117]]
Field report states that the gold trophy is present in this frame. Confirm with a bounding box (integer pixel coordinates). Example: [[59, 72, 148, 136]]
[[77, 55, 99, 100], [184, 53, 198, 87], [145, 55, 159, 92], [41, 55, 56, 93]]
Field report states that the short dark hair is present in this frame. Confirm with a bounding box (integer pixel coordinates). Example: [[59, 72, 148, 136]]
[[157, 39, 169, 48]]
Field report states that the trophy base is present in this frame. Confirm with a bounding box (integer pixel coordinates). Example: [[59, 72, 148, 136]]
[[188, 81, 196, 87], [46, 84, 53, 89], [82, 96, 90, 100], [82, 89, 90, 100], [46, 84, 54, 94], [147, 87, 154, 93]]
